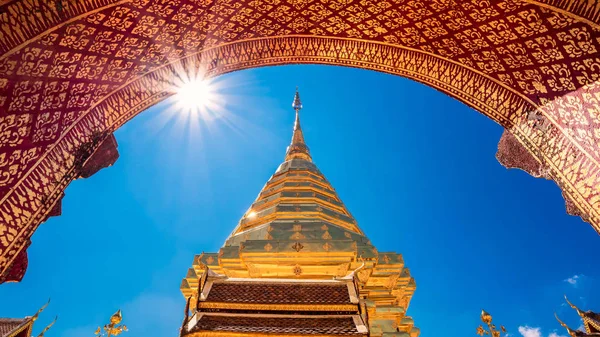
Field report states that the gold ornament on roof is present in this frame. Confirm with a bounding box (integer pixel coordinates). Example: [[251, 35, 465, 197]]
[[30, 299, 56, 337], [36, 316, 58, 337], [555, 313, 579, 337], [32, 298, 50, 321], [477, 310, 507, 337], [555, 295, 600, 337], [95, 310, 128, 337]]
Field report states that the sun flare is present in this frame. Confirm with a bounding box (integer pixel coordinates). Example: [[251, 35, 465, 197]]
[[176, 79, 213, 110], [173, 75, 221, 120], [153, 61, 265, 146]]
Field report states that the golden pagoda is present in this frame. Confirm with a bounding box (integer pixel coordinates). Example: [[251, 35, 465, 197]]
[[179, 90, 419, 337]]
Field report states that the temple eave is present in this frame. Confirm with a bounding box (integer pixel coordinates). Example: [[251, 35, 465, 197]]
[[198, 303, 360, 311], [186, 329, 365, 337]]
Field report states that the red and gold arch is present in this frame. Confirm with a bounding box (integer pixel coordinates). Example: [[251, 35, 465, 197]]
[[0, 0, 599, 283]]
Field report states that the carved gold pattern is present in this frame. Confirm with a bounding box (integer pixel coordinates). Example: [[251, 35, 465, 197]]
[[292, 242, 304, 252]]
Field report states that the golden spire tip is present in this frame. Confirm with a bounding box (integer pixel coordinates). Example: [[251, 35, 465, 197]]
[[285, 88, 311, 162], [292, 87, 302, 111]]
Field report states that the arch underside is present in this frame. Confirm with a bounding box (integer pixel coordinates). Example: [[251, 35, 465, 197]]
[[0, 0, 599, 283]]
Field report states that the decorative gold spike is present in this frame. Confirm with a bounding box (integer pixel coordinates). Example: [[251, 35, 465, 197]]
[[32, 299, 50, 321], [565, 295, 585, 317], [555, 313, 577, 337], [36, 316, 57, 337]]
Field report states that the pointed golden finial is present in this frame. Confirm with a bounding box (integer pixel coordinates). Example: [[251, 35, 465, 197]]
[[292, 86, 302, 111], [96, 310, 128, 337], [36, 316, 57, 337], [477, 310, 507, 337], [555, 313, 578, 337], [285, 87, 312, 162], [481, 310, 493, 324], [32, 299, 50, 321], [110, 310, 122, 325], [565, 295, 585, 317]]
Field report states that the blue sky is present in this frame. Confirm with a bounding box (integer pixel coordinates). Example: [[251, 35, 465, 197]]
[[0, 65, 597, 337]]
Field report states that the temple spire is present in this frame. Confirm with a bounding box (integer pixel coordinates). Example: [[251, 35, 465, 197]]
[[285, 88, 312, 162]]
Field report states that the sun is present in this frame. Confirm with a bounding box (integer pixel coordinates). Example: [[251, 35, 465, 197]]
[[174, 76, 219, 119], [156, 61, 264, 145]]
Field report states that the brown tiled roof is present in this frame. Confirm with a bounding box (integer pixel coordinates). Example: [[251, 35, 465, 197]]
[[205, 282, 351, 304], [0, 318, 27, 337], [193, 315, 365, 335]]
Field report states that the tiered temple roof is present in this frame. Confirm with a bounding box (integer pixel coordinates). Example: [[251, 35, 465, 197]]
[[0, 301, 54, 337], [180, 90, 419, 337], [183, 268, 368, 336]]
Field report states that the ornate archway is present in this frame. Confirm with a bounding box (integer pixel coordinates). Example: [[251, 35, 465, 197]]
[[1, 0, 599, 283]]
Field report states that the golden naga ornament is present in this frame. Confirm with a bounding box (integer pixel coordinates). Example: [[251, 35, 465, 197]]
[[477, 310, 508, 337], [94, 310, 128, 337]]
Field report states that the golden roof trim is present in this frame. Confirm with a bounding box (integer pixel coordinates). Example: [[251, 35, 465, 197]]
[[198, 302, 359, 312]]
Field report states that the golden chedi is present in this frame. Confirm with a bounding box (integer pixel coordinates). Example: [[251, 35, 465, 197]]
[[180, 90, 419, 337]]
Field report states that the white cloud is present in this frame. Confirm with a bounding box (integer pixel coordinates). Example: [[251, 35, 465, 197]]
[[519, 326, 542, 337], [564, 274, 582, 286], [518, 326, 566, 337]]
